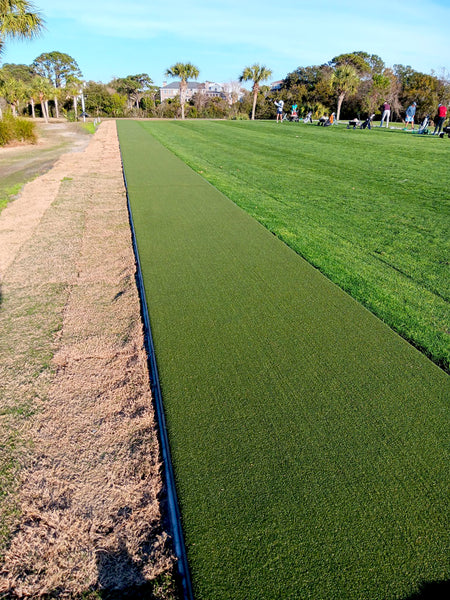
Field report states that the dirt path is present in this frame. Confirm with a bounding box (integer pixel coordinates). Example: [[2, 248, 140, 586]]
[[0, 121, 92, 187], [0, 122, 177, 598], [0, 122, 93, 273]]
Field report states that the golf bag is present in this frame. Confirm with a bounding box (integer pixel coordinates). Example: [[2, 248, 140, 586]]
[[360, 114, 375, 129], [303, 111, 313, 124], [417, 115, 431, 134]]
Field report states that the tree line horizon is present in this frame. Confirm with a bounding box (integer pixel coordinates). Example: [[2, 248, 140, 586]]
[[1, 51, 449, 123]]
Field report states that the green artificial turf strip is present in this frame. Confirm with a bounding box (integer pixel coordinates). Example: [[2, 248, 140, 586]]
[[141, 119, 450, 372], [117, 120, 450, 600]]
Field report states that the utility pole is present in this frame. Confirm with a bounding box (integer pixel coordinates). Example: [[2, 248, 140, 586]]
[[80, 91, 86, 122], [79, 82, 86, 122]]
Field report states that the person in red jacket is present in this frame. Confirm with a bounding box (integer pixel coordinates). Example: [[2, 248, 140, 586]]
[[433, 103, 448, 135]]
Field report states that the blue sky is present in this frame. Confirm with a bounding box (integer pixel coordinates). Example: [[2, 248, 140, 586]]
[[4, 1, 450, 86]]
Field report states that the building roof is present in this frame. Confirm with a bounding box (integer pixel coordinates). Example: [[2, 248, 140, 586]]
[[270, 80, 284, 91], [161, 81, 201, 90]]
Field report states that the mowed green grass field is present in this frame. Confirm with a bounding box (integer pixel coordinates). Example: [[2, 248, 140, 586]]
[[144, 119, 450, 373], [117, 120, 449, 600]]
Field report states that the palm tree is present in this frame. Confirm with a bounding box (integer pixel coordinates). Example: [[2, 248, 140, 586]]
[[28, 80, 37, 117], [165, 62, 199, 119], [64, 75, 83, 120], [31, 75, 51, 121], [52, 84, 64, 118], [0, 0, 44, 57], [0, 75, 26, 115], [331, 64, 360, 122], [239, 64, 273, 120]]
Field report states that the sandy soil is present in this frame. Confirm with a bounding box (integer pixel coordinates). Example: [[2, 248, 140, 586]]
[[0, 121, 92, 193], [0, 122, 177, 598]]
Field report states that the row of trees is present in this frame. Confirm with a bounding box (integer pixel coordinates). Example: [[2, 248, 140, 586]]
[[279, 52, 450, 122], [162, 56, 450, 123], [0, 52, 164, 120], [0, 52, 84, 119], [0, 55, 248, 120], [3, 54, 449, 124]]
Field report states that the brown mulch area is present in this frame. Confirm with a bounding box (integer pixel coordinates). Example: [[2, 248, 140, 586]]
[[0, 122, 177, 598]]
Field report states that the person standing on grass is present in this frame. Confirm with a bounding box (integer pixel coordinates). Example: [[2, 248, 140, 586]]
[[275, 99, 284, 122], [433, 103, 448, 135], [379, 101, 391, 128], [404, 101, 417, 130]]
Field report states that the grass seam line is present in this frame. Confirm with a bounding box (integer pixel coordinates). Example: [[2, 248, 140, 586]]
[[118, 142, 194, 600]]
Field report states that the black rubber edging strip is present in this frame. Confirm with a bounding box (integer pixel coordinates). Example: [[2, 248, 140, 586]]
[[119, 144, 194, 600]]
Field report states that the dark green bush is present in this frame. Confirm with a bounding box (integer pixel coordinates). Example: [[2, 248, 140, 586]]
[[13, 117, 37, 143], [0, 113, 37, 146], [230, 112, 250, 120], [0, 114, 37, 146], [0, 117, 14, 145]]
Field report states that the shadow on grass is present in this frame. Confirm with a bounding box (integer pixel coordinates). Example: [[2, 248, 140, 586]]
[[403, 580, 450, 600], [94, 538, 180, 600]]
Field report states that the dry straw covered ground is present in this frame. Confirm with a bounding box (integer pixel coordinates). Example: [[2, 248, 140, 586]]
[[0, 121, 177, 598]]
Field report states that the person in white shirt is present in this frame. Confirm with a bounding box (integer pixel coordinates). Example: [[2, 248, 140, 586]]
[[275, 99, 284, 122]]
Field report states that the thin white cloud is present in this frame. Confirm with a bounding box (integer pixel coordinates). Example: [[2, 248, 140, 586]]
[[40, 0, 450, 43]]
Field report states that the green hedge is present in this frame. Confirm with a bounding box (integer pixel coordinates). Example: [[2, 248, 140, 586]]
[[0, 114, 37, 146]]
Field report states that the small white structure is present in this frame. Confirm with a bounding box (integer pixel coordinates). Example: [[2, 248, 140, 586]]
[[159, 81, 228, 102], [270, 80, 283, 92], [159, 81, 202, 101]]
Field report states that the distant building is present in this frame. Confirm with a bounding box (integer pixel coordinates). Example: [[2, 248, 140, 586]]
[[203, 82, 226, 98], [159, 81, 202, 101], [159, 81, 227, 101], [270, 80, 284, 92]]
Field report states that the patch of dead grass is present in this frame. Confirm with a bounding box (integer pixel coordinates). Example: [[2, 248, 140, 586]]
[[0, 122, 177, 598]]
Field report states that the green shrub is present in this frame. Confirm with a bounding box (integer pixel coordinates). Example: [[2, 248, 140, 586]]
[[62, 109, 78, 122], [13, 117, 37, 143], [230, 112, 249, 120], [186, 105, 198, 119], [0, 118, 14, 145], [82, 122, 96, 134], [0, 113, 37, 146], [305, 102, 328, 118]]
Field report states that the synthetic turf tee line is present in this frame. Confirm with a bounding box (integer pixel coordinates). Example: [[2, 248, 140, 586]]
[[117, 120, 449, 600]]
